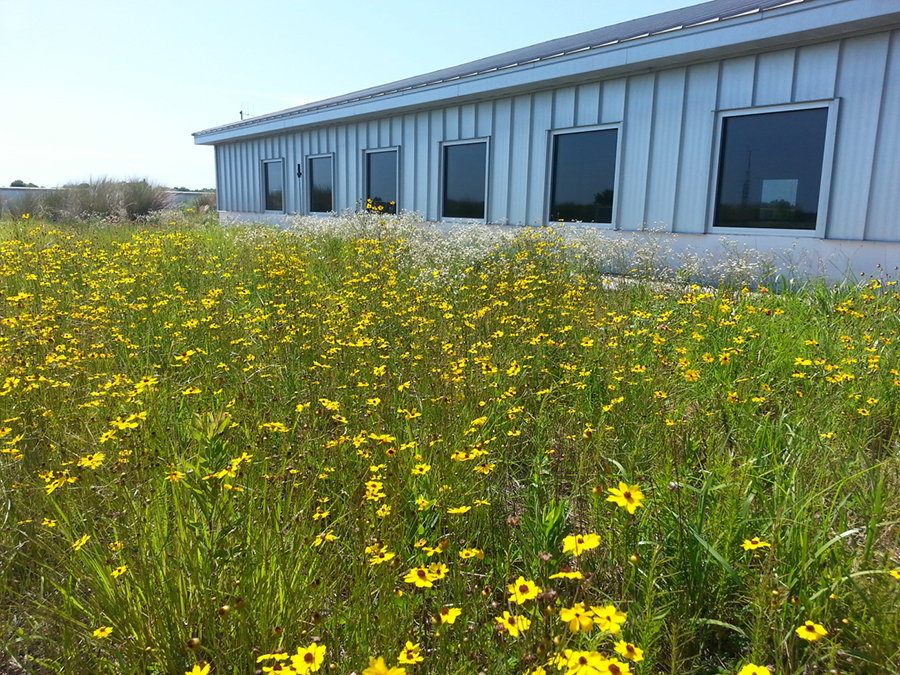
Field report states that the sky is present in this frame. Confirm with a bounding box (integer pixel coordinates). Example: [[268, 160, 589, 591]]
[[1, 0, 698, 190]]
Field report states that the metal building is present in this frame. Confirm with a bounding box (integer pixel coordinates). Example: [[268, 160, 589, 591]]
[[193, 0, 900, 270]]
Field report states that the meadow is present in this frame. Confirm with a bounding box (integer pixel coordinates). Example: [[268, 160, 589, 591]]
[[0, 210, 898, 675]]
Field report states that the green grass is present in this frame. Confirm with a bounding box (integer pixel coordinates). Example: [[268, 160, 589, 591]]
[[0, 212, 898, 675]]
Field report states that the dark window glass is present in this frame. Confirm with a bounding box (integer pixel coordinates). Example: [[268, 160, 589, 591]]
[[714, 108, 828, 230], [443, 142, 486, 219], [549, 129, 618, 224], [264, 161, 283, 211], [366, 151, 397, 214], [309, 156, 333, 213]]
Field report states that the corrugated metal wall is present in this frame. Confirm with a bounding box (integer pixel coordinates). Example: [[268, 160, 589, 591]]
[[214, 28, 900, 241]]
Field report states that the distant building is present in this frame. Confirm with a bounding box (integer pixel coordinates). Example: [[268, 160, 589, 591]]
[[194, 0, 900, 274]]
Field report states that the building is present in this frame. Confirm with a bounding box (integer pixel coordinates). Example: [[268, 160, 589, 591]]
[[193, 0, 900, 275]]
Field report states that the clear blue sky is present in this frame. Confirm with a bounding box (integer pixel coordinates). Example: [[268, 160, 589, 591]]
[[1, 0, 697, 190]]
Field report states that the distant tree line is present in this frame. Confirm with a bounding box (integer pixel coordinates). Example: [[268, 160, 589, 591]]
[[9, 180, 39, 188]]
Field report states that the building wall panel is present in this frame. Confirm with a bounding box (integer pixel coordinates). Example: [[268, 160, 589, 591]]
[[230, 143, 240, 212], [673, 61, 719, 233], [428, 109, 444, 220], [554, 86, 576, 129], [718, 55, 756, 109], [233, 143, 242, 212], [238, 142, 248, 213], [754, 48, 795, 106], [793, 41, 839, 102], [508, 95, 533, 225], [461, 103, 477, 139], [344, 125, 357, 210], [476, 101, 493, 138], [402, 114, 416, 211], [862, 31, 900, 242], [645, 68, 686, 231], [488, 98, 512, 224], [617, 73, 655, 230], [575, 82, 600, 126], [445, 106, 460, 142], [827, 32, 891, 239], [528, 90, 553, 225], [600, 78, 626, 123], [414, 110, 430, 219]]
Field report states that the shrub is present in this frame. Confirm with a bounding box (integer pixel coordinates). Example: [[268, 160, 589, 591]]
[[39, 189, 69, 223], [122, 180, 170, 220], [67, 177, 122, 220], [193, 190, 216, 211], [3, 191, 43, 220]]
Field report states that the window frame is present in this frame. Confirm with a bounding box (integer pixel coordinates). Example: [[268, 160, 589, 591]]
[[544, 123, 622, 228], [439, 138, 490, 223], [362, 147, 400, 215], [706, 99, 840, 238], [307, 152, 336, 215], [261, 158, 285, 213]]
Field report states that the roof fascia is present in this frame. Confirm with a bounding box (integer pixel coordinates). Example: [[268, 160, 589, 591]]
[[194, 0, 900, 145]]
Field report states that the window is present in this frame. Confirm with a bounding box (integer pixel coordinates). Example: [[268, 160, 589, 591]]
[[308, 155, 334, 213], [365, 149, 398, 214], [713, 107, 829, 230], [549, 128, 618, 224], [263, 160, 283, 212], [442, 141, 487, 219]]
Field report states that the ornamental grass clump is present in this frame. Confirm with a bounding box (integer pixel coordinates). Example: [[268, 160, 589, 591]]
[[0, 214, 899, 673]]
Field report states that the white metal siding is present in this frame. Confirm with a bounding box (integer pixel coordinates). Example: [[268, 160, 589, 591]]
[[212, 28, 900, 241]]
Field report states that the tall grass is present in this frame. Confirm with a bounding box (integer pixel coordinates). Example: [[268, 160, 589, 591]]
[[0, 212, 897, 674], [2, 178, 185, 223]]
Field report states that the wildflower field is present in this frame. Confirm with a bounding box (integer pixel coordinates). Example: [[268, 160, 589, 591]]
[[1, 211, 898, 675]]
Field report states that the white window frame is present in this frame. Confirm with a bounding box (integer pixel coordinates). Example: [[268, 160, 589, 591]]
[[261, 158, 285, 213], [706, 99, 840, 238], [307, 152, 335, 215], [544, 122, 622, 229], [362, 147, 400, 214], [439, 138, 490, 223]]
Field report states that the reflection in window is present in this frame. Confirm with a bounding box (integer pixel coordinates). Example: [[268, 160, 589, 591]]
[[366, 151, 397, 214], [443, 142, 486, 219], [264, 160, 283, 211], [549, 129, 618, 224], [714, 108, 828, 230], [309, 156, 333, 213]]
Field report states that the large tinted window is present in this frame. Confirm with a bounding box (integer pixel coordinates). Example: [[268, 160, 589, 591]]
[[549, 129, 618, 224], [264, 160, 283, 211], [443, 142, 486, 219], [366, 151, 397, 214], [309, 156, 333, 213], [714, 108, 828, 230]]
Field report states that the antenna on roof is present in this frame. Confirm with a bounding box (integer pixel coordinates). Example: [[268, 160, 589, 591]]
[[240, 110, 244, 120]]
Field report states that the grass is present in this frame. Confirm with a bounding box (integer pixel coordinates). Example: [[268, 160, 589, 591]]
[[0, 210, 898, 675]]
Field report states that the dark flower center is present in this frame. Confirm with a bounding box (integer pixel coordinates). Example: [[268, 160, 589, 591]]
[[304, 653, 314, 663], [519, 584, 529, 593], [609, 665, 621, 675], [623, 491, 632, 498], [578, 657, 588, 665]]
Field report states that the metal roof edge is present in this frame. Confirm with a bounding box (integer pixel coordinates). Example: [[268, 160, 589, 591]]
[[193, 0, 894, 143]]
